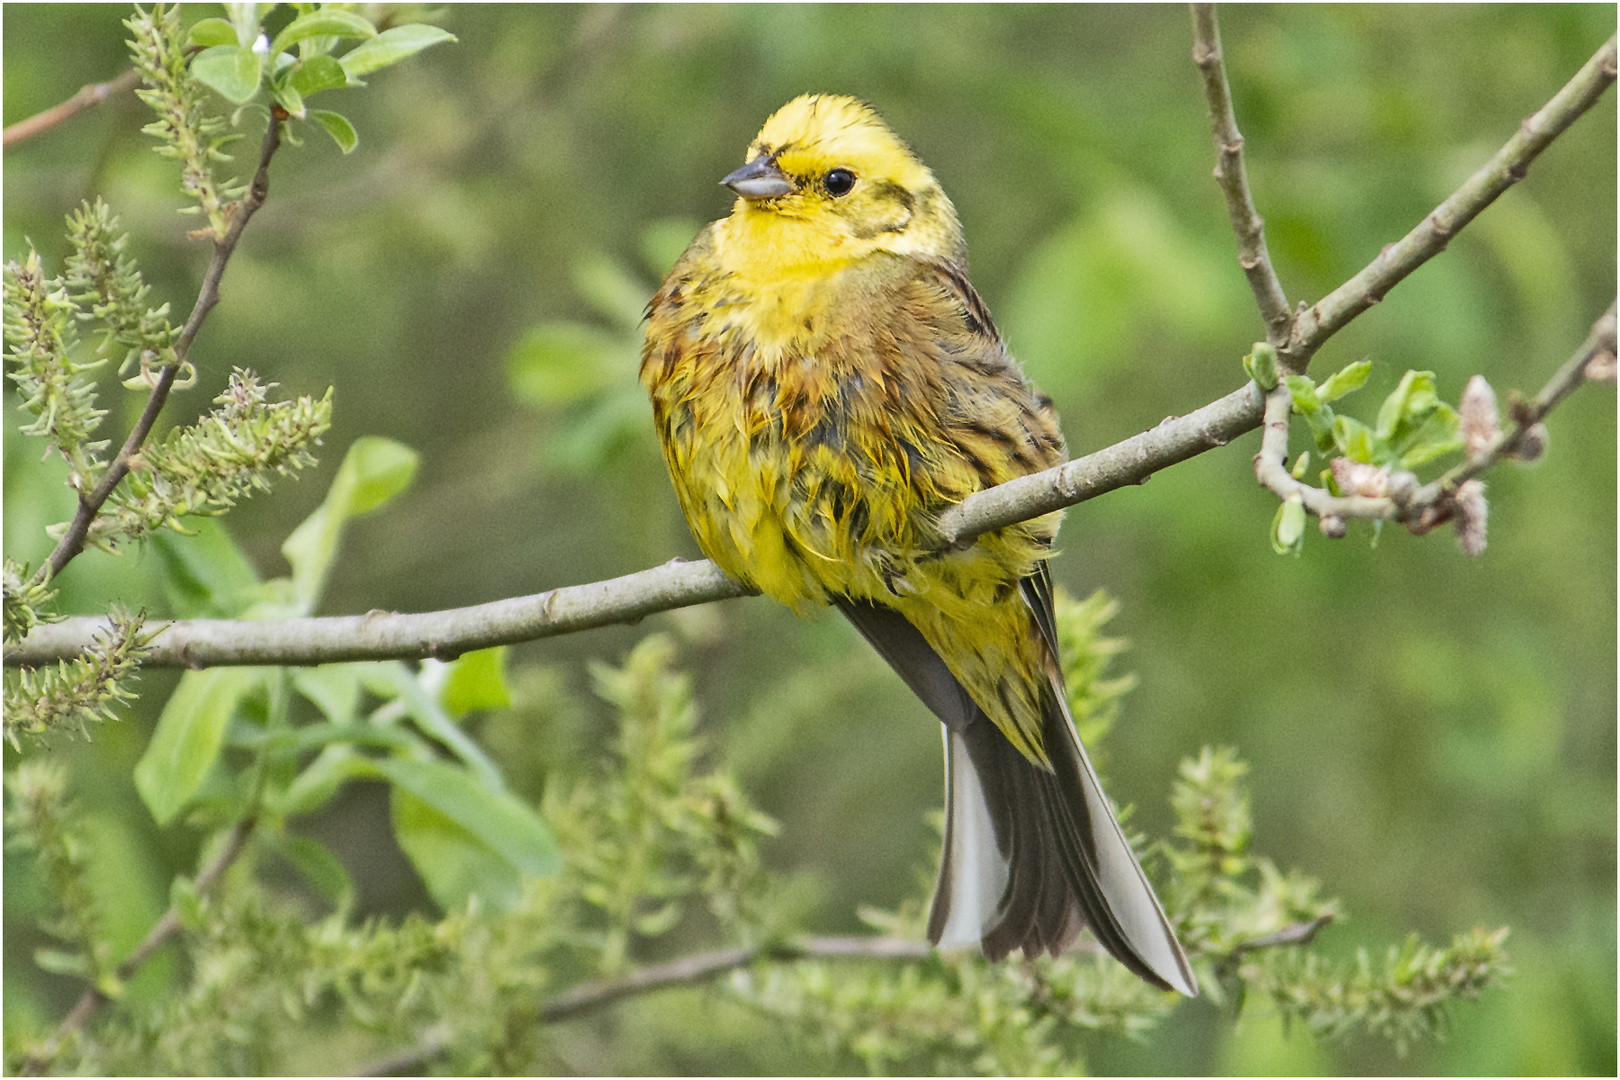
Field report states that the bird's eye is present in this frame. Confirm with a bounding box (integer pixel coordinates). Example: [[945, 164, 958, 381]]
[[824, 168, 856, 197]]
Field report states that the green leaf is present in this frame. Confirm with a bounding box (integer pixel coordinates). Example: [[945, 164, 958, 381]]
[[371, 757, 559, 878], [187, 18, 241, 48], [151, 519, 260, 619], [1317, 359, 1373, 403], [1394, 403, 1463, 468], [438, 648, 512, 719], [308, 109, 358, 154], [289, 54, 350, 97], [268, 834, 354, 905], [391, 786, 521, 911], [191, 45, 263, 104], [270, 9, 377, 57], [342, 437, 419, 517], [1286, 375, 1337, 454], [171, 876, 204, 931], [340, 24, 456, 78], [34, 948, 93, 978], [276, 745, 358, 818], [1271, 495, 1307, 557], [1243, 342, 1280, 390], [293, 665, 363, 724], [271, 81, 306, 120], [281, 436, 419, 609], [1284, 374, 1321, 413], [358, 662, 506, 795], [506, 322, 622, 405], [135, 668, 265, 825], [1375, 370, 1441, 442], [1331, 414, 1386, 465]]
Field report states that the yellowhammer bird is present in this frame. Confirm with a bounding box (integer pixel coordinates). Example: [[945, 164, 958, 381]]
[[641, 94, 1196, 995]]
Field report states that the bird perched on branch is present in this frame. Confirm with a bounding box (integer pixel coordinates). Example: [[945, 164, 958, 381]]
[[640, 93, 1196, 995]]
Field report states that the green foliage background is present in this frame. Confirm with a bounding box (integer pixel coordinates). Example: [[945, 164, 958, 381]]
[[4, 4, 1614, 1074]]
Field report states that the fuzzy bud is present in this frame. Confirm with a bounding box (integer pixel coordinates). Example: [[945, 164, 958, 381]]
[[1453, 479, 1488, 557], [1585, 350, 1617, 386], [1330, 457, 1389, 499], [1319, 514, 1348, 539], [1458, 375, 1501, 463], [1510, 422, 1548, 464]]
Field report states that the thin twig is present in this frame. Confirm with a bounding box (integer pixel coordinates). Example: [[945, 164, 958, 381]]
[[1190, 4, 1293, 344], [1252, 301, 1618, 532], [1412, 300, 1617, 504], [19, 818, 257, 1076], [1252, 382, 1405, 524], [348, 936, 933, 1076], [1230, 914, 1335, 955], [2, 68, 144, 150], [540, 935, 932, 1023], [36, 108, 288, 585]]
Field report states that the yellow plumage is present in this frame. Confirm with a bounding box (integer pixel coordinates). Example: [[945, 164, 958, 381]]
[[641, 94, 1196, 994]]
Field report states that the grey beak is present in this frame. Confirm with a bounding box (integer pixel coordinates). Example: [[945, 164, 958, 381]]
[[723, 155, 793, 200]]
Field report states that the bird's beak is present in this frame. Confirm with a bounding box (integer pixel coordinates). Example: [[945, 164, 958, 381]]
[[722, 155, 793, 200]]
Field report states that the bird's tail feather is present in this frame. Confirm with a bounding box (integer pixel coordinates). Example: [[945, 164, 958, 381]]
[[837, 596, 1197, 996]]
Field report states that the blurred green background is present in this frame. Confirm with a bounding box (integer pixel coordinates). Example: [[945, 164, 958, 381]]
[[4, 4, 1614, 1074]]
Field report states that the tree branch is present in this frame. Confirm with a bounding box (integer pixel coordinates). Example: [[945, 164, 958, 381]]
[[349, 936, 935, 1076], [18, 818, 257, 1076], [2, 68, 144, 150], [1252, 300, 1618, 536], [1282, 32, 1617, 371], [8, 29, 1614, 669], [36, 107, 288, 585], [1189, 4, 1293, 344], [1413, 300, 1617, 503]]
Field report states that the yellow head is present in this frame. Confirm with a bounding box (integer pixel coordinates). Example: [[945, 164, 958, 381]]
[[718, 94, 967, 273]]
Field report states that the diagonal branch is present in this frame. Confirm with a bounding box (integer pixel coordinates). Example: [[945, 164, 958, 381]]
[[2, 68, 144, 150], [7, 28, 1615, 671], [1190, 3, 1293, 344], [347, 935, 934, 1077], [18, 818, 257, 1076], [1252, 301, 1616, 534], [1283, 32, 1617, 370], [36, 108, 288, 585]]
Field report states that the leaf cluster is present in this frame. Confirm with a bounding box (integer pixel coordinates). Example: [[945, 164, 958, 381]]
[[184, 3, 455, 154], [4, 0, 450, 745], [1262, 351, 1488, 556]]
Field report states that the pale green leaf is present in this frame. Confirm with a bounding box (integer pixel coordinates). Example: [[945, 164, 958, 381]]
[[439, 647, 512, 719], [1271, 495, 1307, 557], [308, 109, 358, 154], [281, 436, 418, 608], [372, 757, 559, 878], [269, 9, 377, 57], [134, 668, 264, 825], [340, 24, 456, 78], [391, 786, 520, 911], [269, 834, 354, 905], [289, 54, 349, 97], [187, 18, 240, 48], [506, 322, 621, 405], [1317, 359, 1373, 403], [271, 81, 305, 119], [191, 45, 263, 104]]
